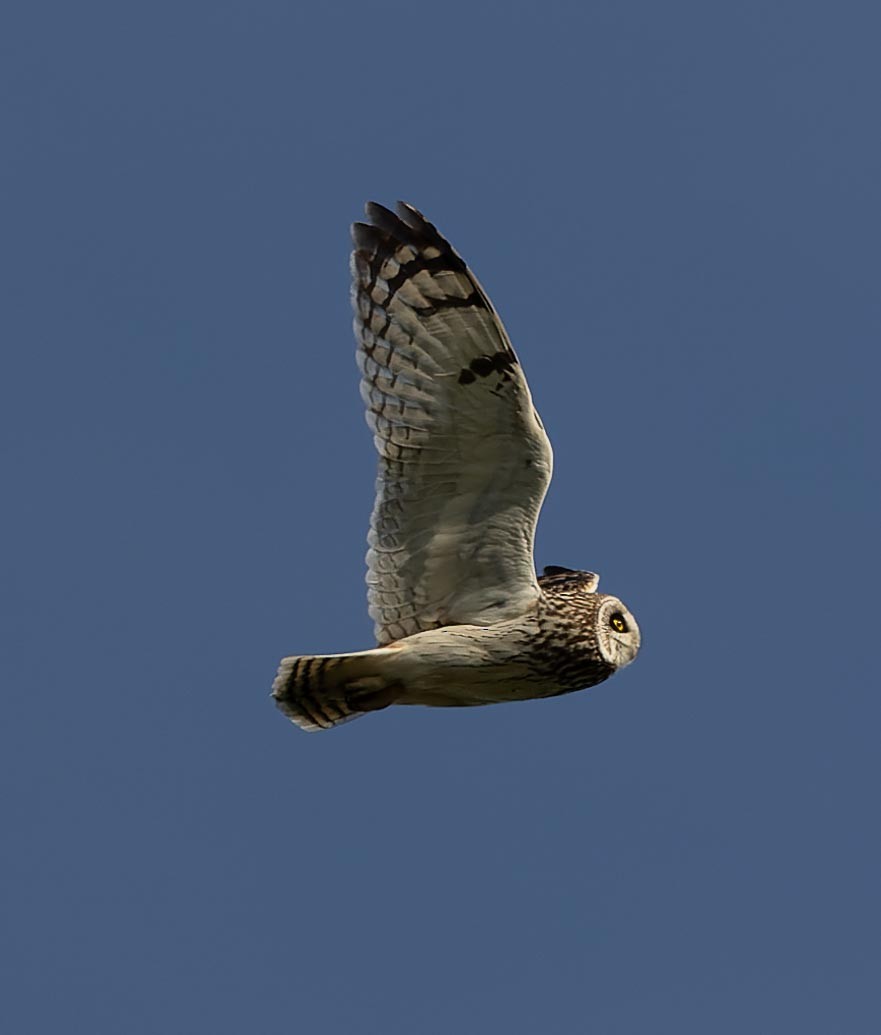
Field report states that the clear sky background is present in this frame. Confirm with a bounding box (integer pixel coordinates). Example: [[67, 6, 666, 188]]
[[3, 2, 879, 1032]]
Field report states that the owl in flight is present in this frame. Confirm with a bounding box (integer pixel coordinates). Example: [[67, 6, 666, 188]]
[[273, 202, 640, 731]]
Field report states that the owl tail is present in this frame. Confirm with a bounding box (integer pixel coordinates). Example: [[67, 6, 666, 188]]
[[271, 647, 402, 732]]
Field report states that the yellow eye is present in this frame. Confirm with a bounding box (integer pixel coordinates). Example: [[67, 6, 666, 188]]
[[609, 612, 628, 634]]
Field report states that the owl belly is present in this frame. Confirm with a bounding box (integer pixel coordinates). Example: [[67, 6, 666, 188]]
[[384, 617, 614, 707]]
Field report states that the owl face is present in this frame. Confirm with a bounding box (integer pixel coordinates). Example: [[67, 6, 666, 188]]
[[594, 595, 641, 669]]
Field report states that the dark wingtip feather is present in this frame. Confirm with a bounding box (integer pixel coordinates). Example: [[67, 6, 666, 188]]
[[363, 201, 414, 241], [357, 200, 448, 252], [351, 220, 383, 250], [396, 201, 447, 245], [395, 200, 426, 225], [352, 200, 467, 273]]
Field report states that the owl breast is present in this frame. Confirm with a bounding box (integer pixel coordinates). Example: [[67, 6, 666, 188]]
[[527, 611, 615, 693]]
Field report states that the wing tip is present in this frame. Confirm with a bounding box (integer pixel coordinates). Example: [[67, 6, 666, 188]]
[[353, 200, 446, 253]]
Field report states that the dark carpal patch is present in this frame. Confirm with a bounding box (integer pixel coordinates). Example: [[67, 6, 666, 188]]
[[458, 349, 518, 386]]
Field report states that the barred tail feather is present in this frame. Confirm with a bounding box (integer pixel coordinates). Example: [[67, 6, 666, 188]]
[[272, 649, 402, 732]]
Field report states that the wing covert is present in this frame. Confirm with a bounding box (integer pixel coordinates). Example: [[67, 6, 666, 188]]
[[352, 202, 553, 645]]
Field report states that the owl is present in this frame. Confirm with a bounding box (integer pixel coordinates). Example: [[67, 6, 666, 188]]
[[272, 202, 640, 731]]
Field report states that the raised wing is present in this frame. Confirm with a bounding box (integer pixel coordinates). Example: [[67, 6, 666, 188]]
[[352, 202, 553, 645]]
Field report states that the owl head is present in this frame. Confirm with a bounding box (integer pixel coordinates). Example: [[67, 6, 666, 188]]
[[593, 594, 641, 669], [540, 565, 641, 671]]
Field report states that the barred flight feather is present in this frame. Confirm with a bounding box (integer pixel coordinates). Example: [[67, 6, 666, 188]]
[[351, 202, 553, 646]]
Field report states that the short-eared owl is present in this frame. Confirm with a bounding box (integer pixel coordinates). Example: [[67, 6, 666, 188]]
[[273, 202, 640, 731]]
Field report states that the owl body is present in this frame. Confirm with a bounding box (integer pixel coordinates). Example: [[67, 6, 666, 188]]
[[274, 568, 639, 730], [272, 202, 641, 732], [387, 581, 638, 708]]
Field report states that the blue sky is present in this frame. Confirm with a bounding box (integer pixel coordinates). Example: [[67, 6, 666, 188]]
[[3, 2, 880, 1032]]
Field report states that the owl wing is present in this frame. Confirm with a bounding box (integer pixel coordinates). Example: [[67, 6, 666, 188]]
[[352, 202, 553, 646]]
